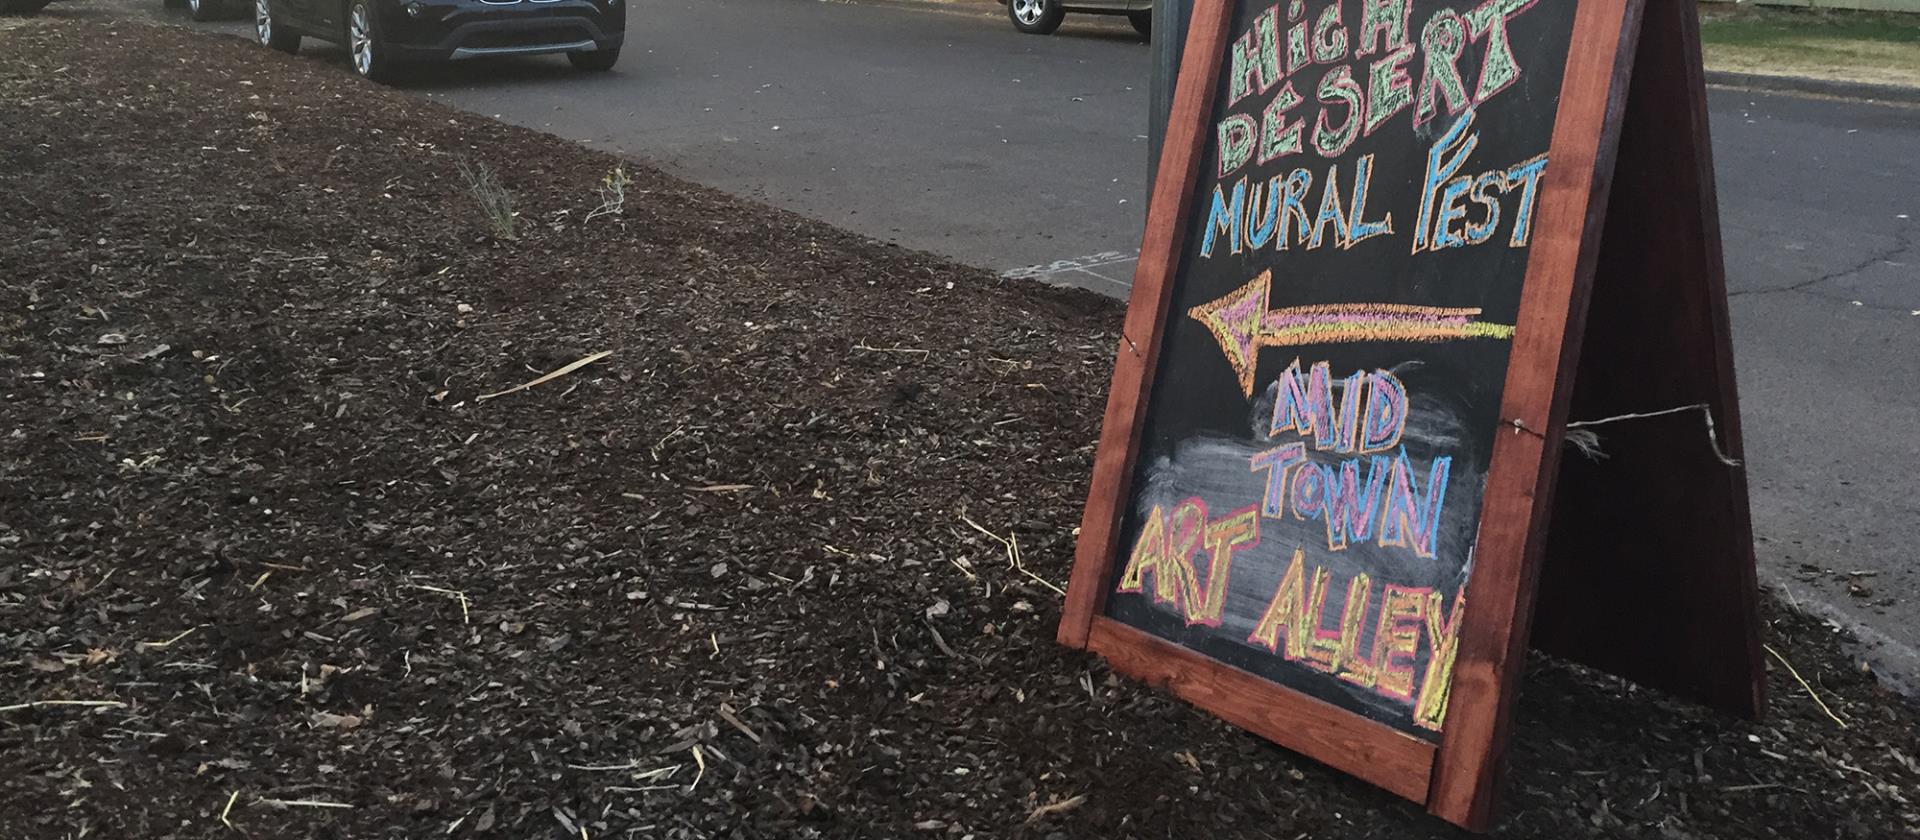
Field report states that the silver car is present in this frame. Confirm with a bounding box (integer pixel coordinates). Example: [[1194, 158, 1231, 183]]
[[1000, 0, 1152, 38]]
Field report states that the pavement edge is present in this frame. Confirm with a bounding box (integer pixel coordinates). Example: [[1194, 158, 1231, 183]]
[[1701, 71, 1919, 105]]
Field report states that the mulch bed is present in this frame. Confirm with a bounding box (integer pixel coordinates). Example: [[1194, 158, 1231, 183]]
[[2, 14, 1917, 840]]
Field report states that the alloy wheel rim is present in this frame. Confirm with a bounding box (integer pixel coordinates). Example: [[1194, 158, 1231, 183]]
[[255, 0, 271, 44], [1012, 0, 1042, 25], [349, 5, 372, 75]]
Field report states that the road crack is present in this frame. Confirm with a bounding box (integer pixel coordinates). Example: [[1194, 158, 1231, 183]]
[[1729, 225, 1917, 308]]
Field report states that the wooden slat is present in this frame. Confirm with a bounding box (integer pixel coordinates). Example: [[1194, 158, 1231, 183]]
[[1531, 0, 1765, 721], [1424, 0, 1650, 829], [1088, 618, 1437, 802], [1058, 0, 1236, 649]]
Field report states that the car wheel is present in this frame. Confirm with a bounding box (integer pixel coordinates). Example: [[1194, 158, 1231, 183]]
[[0, 0, 53, 14], [256, 0, 301, 53], [346, 0, 399, 83], [568, 46, 619, 72], [1007, 0, 1063, 35], [1129, 10, 1150, 39], [187, 0, 225, 23]]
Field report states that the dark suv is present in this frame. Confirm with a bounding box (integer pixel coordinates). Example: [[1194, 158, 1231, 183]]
[[252, 0, 625, 82]]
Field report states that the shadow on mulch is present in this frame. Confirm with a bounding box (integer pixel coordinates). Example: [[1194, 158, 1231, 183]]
[[1, 15, 1915, 840]]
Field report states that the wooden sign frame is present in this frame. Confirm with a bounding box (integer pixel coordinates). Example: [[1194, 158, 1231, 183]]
[[1058, 0, 1765, 830]]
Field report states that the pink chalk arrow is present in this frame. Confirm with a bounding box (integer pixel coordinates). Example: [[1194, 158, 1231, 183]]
[[1187, 270, 1517, 397]]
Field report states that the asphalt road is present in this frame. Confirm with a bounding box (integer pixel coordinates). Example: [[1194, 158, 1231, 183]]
[[111, 0, 1920, 689]]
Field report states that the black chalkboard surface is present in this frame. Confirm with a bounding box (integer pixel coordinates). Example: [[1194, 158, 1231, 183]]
[[1103, 0, 1575, 740], [1059, 0, 1766, 829]]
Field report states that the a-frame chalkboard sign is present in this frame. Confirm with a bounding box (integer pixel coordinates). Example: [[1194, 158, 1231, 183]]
[[1058, 0, 1765, 829]]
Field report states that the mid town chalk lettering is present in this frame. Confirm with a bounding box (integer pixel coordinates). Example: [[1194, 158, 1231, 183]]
[[1252, 360, 1450, 558]]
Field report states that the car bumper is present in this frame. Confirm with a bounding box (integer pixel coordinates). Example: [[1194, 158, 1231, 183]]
[[375, 0, 625, 61]]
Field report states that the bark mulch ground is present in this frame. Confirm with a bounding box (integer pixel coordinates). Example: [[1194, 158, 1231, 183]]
[[3, 14, 1918, 840]]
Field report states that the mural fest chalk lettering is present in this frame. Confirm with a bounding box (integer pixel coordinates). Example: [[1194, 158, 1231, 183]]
[[1103, 0, 1576, 739]]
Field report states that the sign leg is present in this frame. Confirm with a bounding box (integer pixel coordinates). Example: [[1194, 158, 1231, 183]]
[[1530, 0, 1767, 721]]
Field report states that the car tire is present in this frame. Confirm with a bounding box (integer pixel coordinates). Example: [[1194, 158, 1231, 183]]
[[0, 0, 53, 13], [1129, 10, 1150, 39], [1007, 0, 1063, 35], [255, 0, 301, 53], [187, 0, 225, 23], [346, 0, 400, 83], [568, 46, 619, 72]]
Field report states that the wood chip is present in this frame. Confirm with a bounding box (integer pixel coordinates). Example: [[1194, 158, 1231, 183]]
[[310, 711, 363, 730], [1025, 794, 1087, 823], [716, 704, 762, 744]]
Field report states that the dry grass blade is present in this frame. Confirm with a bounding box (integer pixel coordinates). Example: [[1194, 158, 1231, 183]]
[[958, 513, 1064, 596], [946, 555, 978, 582], [255, 798, 353, 809], [1025, 794, 1088, 823], [0, 700, 126, 713], [1765, 643, 1848, 728], [688, 745, 707, 792], [219, 790, 240, 830], [633, 764, 681, 783], [409, 584, 471, 624], [83, 568, 115, 594], [852, 343, 930, 356], [565, 760, 644, 772], [477, 350, 612, 402], [137, 627, 199, 650]]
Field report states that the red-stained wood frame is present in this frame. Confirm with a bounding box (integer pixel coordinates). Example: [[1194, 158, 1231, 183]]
[[1056, 0, 1237, 647], [1422, 0, 1651, 824], [1057, 0, 1758, 831]]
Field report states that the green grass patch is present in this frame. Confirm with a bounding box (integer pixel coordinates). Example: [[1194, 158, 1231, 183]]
[[1703, 5, 1920, 46], [1699, 4, 1920, 87]]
